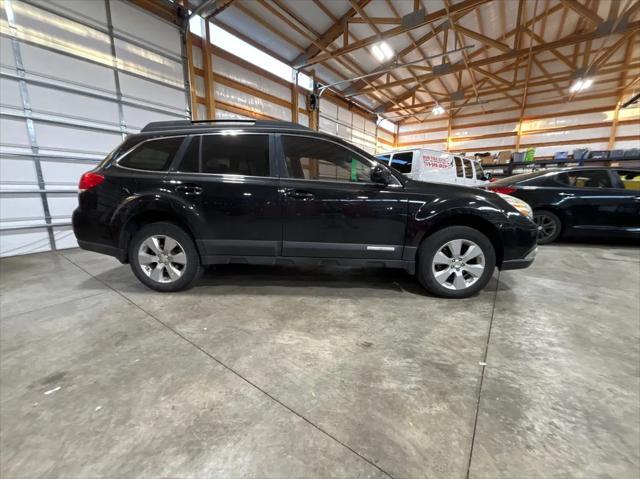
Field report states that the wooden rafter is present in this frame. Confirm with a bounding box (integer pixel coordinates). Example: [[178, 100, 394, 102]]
[[297, 0, 490, 67], [355, 21, 640, 95], [559, 0, 604, 25]]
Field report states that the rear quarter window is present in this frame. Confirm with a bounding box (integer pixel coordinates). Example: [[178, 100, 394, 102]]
[[118, 137, 184, 171]]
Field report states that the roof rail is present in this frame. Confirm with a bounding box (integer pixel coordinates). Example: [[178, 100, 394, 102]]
[[141, 119, 311, 133]]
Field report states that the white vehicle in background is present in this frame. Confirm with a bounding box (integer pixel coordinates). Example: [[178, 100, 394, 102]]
[[375, 148, 491, 187]]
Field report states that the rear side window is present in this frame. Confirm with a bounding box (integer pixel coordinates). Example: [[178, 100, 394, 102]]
[[616, 170, 640, 190], [119, 137, 184, 171], [555, 170, 613, 188], [463, 158, 473, 178], [201, 134, 270, 176], [391, 152, 413, 174]]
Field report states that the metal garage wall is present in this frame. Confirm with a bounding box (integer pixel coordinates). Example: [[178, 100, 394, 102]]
[[0, 0, 188, 257]]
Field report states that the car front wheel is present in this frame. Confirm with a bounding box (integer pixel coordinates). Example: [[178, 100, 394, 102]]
[[129, 222, 202, 292], [417, 226, 496, 298]]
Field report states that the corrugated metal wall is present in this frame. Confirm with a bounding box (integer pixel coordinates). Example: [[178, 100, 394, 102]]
[[0, 0, 188, 257]]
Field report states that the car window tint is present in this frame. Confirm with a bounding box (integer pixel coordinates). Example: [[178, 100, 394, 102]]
[[201, 134, 270, 176], [283, 136, 372, 183], [119, 137, 184, 171], [454, 157, 464, 178], [564, 170, 613, 188], [616, 170, 640, 190], [176, 136, 200, 172], [391, 152, 413, 174]]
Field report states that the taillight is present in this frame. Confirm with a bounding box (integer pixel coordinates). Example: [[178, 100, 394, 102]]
[[79, 172, 105, 191], [487, 185, 516, 194]]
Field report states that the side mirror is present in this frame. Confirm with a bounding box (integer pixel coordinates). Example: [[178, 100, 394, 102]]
[[483, 172, 492, 181], [371, 164, 391, 185]]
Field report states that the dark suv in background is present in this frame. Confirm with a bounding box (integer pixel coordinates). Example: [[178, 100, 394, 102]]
[[73, 120, 537, 298]]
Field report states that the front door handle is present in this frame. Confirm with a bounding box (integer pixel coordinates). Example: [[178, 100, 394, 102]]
[[176, 184, 203, 196], [559, 192, 575, 196], [282, 188, 315, 200]]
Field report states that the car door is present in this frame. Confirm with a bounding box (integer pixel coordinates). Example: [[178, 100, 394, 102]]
[[609, 169, 640, 234], [550, 169, 625, 233], [277, 134, 407, 260], [169, 133, 282, 257]]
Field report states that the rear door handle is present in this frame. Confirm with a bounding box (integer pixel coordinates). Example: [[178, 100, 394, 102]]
[[282, 188, 315, 200], [176, 184, 203, 196], [559, 192, 575, 196]]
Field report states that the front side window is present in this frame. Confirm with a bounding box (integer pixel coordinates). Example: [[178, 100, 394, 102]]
[[616, 170, 640, 190], [283, 135, 372, 183], [201, 134, 270, 176], [119, 137, 184, 171], [391, 152, 413, 174], [463, 159, 473, 178], [556, 170, 613, 188]]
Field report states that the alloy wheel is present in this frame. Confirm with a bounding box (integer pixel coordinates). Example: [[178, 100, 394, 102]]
[[137, 235, 187, 283], [533, 213, 557, 243], [431, 239, 486, 290]]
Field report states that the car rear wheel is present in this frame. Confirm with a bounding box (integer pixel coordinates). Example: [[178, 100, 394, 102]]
[[129, 222, 202, 292], [417, 226, 496, 298], [533, 210, 561, 244]]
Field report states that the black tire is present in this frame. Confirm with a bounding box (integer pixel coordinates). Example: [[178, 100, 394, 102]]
[[129, 222, 202, 292], [417, 226, 496, 299], [533, 210, 561, 245]]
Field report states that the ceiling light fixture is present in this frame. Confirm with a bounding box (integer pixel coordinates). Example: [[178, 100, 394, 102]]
[[570, 77, 594, 93], [371, 41, 394, 62], [432, 104, 445, 115]]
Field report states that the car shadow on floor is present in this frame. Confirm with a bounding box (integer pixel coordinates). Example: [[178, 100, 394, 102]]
[[83, 261, 506, 298]]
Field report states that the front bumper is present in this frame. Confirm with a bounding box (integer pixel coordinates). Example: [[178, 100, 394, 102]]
[[500, 246, 537, 270]]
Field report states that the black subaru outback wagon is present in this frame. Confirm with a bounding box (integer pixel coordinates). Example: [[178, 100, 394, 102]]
[[73, 120, 537, 298]]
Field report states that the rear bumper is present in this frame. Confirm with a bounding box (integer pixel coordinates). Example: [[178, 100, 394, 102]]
[[77, 240, 127, 262], [73, 208, 127, 262], [500, 246, 537, 270]]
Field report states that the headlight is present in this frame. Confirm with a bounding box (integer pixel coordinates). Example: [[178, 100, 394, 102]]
[[497, 193, 533, 220]]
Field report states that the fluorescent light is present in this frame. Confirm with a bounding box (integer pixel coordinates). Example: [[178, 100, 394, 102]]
[[432, 105, 445, 115], [570, 77, 593, 93], [371, 41, 394, 62]]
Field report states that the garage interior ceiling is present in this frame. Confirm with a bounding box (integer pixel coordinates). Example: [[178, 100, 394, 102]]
[[188, 0, 640, 124]]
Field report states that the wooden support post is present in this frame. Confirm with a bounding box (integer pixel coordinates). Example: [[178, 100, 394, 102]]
[[202, 21, 216, 119], [609, 35, 635, 149], [291, 72, 299, 124], [446, 112, 453, 151], [309, 70, 319, 131]]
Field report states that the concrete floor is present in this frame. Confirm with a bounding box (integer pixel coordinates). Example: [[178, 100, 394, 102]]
[[0, 243, 638, 478]]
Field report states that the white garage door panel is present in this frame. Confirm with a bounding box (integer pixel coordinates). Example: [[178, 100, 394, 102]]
[[20, 43, 117, 93], [30, 0, 108, 28], [119, 72, 186, 111], [0, 195, 45, 221], [28, 84, 120, 124], [35, 123, 122, 154], [0, 230, 51, 256], [41, 160, 91, 185], [0, 118, 30, 147], [12, 2, 112, 57], [1, 36, 16, 68], [0, 157, 37, 184], [110, 0, 182, 57], [46, 194, 77, 218], [114, 38, 184, 87], [53, 225, 78, 249], [1, 0, 188, 256], [0, 78, 23, 108], [122, 104, 184, 131]]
